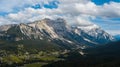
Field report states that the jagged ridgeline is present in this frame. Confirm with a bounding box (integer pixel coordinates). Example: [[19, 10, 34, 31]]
[[0, 18, 114, 51]]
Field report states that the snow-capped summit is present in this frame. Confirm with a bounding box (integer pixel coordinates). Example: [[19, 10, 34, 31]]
[[72, 24, 114, 45]]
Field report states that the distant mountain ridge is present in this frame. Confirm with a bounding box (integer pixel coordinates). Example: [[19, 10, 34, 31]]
[[114, 35, 120, 41], [0, 18, 114, 49]]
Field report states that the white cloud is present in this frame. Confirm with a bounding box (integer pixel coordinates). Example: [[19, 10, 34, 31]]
[[0, 0, 32, 12], [1, 0, 120, 23], [99, 2, 120, 18], [75, 1, 120, 18], [106, 30, 120, 35], [0, 0, 57, 12], [0, 16, 13, 25], [0, 0, 120, 34]]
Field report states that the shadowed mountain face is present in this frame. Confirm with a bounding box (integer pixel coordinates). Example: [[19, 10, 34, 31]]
[[0, 18, 114, 49], [114, 35, 120, 41]]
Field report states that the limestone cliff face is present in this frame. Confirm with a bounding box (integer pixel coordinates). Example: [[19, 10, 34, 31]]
[[0, 18, 114, 48]]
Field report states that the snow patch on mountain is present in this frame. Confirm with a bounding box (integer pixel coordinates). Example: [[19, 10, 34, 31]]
[[0, 18, 115, 47]]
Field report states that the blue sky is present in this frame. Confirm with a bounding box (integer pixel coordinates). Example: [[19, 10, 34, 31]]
[[0, 0, 120, 35], [92, 0, 120, 5]]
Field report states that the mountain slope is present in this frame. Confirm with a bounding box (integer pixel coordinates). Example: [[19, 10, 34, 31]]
[[0, 18, 114, 49], [114, 35, 120, 41], [43, 41, 120, 67]]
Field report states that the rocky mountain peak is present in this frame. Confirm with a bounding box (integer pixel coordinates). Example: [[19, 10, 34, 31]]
[[0, 18, 115, 48]]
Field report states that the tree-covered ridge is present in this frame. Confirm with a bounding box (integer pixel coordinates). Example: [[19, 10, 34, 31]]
[[0, 40, 67, 67], [0, 40, 120, 67], [44, 41, 120, 67]]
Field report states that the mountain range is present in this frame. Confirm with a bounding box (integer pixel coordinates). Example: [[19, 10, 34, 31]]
[[0, 18, 115, 49]]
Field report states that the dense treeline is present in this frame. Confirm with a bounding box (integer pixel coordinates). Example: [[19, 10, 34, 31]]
[[0, 39, 120, 67], [43, 41, 120, 67], [0, 40, 65, 67]]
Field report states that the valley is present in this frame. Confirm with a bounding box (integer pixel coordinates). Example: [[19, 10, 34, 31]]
[[0, 18, 118, 67], [0, 0, 120, 67]]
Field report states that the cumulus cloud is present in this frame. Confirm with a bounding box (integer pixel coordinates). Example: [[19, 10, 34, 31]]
[[0, 0, 58, 12], [106, 30, 120, 35], [0, 0, 120, 34], [0, 0, 120, 23], [0, 0, 94, 25]]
